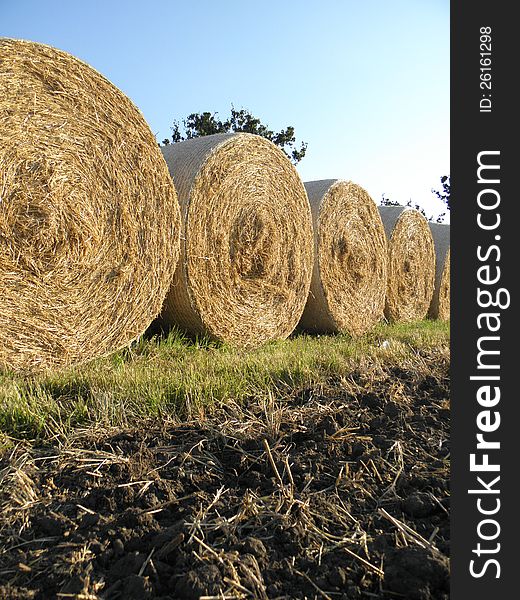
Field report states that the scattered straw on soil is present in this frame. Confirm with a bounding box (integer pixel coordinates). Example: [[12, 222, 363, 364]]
[[159, 133, 314, 348], [378, 207, 436, 323], [298, 180, 387, 336], [428, 223, 450, 321], [0, 38, 181, 373], [0, 349, 449, 599]]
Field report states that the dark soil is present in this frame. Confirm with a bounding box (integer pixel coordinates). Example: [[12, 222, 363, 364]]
[[0, 352, 449, 599]]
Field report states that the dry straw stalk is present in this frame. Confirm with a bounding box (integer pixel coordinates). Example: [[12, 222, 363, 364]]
[[160, 133, 314, 347], [428, 222, 450, 320], [298, 180, 387, 336], [378, 206, 436, 322], [0, 39, 181, 372]]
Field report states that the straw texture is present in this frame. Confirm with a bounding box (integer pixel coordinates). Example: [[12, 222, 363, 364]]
[[160, 133, 314, 347], [0, 39, 181, 372], [298, 180, 387, 335], [378, 206, 435, 322], [428, 222, 450, 320]]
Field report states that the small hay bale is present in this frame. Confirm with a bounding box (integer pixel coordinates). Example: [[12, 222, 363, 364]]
[[298, 180, 387, 335], [0, 39, 181, 372], [428, 222, 450, 320], [378, 206, 435, 322], [160, 132, 314, 347]]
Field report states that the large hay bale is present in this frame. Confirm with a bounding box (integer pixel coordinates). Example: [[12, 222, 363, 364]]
[[160, 133, 314, 347], [428, 222, 450, 320], [298, 180, 387, 335], [378, 206, 435, 322], [0, 39, 181, 372]]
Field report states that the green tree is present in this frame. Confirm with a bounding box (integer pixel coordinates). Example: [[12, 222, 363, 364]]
[[432, 175, 451, 210], [162, 106, 307, 164], [380, 194, 402, 208], [380, 193, 446, 223], [380, 175, 451, 223]]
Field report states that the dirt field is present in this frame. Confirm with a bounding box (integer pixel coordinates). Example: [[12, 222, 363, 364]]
[[0, 348, 449, 599]]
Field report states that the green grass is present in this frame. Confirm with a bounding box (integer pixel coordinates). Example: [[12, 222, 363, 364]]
[[0, 320, 449, 441]]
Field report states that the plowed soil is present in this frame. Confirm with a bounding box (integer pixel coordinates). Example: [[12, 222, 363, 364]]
[[0, 351, 449, 599]]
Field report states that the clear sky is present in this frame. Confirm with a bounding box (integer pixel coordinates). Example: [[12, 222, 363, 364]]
[[1, 0, 449, 219]]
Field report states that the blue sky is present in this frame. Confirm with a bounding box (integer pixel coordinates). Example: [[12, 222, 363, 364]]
[[1, 0, 449, 219]]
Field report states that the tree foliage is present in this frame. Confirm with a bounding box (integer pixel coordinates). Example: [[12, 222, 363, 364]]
[[432, 175, 451, 210], [380, 194, 446, 223], [380, 175, 450, 223], [162, 106, 307, 164]]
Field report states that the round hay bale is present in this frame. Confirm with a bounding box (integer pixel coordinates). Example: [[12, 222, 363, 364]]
[[428, 222, 450, 320], [298, 180, 387, 336], [378, 206, 436, 322], [160, 132, 314, 347], [0, 39, 181, 372]]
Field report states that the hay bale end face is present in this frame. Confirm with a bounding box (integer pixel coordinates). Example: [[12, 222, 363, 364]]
[[160, 133, 314, 347], [428, 222, 450, 320], [298, 180, 387, 336], [0, 39, 181, 372], [378, 206, 436, 323]]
